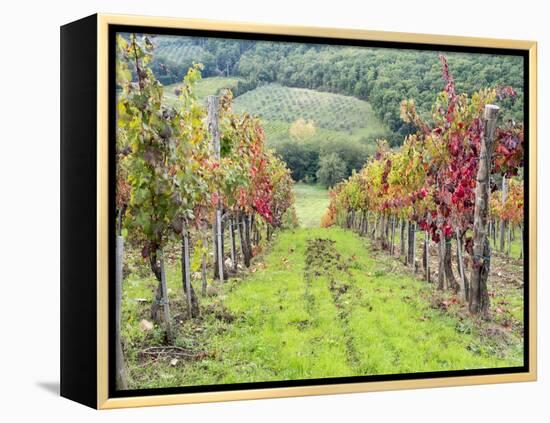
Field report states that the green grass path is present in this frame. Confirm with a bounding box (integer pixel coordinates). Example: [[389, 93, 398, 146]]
[[293, 183, 329, 228], [218, 228, 520, 381]]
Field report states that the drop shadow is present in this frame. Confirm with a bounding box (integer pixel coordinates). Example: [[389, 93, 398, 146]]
[[36, 381, 60, 396]]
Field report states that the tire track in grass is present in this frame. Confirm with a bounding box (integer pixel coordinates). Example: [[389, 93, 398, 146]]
[[304, 237, 361, 370], [220, 229, 352, 381]]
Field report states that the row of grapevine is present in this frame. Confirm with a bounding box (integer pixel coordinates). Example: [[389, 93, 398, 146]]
[[489, 177, 525, 257], [114, 34, 295, 387], [322, 55, 524, 316]]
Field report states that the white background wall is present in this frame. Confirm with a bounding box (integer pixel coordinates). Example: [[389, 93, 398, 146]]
[[0, 0, 546, 421]]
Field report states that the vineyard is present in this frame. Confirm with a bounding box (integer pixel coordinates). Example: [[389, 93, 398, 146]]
[[234, 84, 384, 132], [115, 34, 525, 390]]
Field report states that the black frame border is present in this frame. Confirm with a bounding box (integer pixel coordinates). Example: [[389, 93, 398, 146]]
[[107, 23, 530, 399]]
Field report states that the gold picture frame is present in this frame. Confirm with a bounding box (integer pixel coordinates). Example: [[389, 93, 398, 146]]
[[61, 13, 537, 409]]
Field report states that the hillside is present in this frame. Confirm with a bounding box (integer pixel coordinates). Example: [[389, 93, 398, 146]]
[[233, 84, 389, 145], [234, 84, 377, 131]]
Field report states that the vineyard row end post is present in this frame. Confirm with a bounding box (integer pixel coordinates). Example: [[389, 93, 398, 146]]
[[469, 104, 499, 315], [207, 95, 224, 282]]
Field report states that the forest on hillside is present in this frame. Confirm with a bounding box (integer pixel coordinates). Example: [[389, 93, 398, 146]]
[[152, 35, 524, 143], [149, 35, 523, 186]]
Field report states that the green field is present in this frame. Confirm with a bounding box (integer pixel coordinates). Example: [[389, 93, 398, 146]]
[[293, 183, 329, 228], [233, 84, 381, 131]]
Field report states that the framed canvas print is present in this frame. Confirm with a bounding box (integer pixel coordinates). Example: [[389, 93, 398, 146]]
[[60, 13, 537, 409]]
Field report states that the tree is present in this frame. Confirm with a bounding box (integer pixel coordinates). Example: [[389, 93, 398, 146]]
[[171, 63, 211, 317], [490, 177, 524, 257], [316, 152, 347, 188], [289, 117, 316, 141], [320, 140, 370, 178], [265, 151, 295, 238], [275, 141, 319, 181]]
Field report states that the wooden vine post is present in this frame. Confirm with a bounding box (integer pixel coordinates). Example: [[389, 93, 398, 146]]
[[469, 104, 499, 315], [229, 217, 237, 271], [399, 219, 407, 256], [182, 223, 193, 316], [201, 228, 208, 296], [411, 222, 417, 272], [406, 221, 416, 270], [115, 223, 127, 390], [207, 95, 224, 282], [424, 230, 430, 283], [499, 175, 508, 252], [237, 215, 249, 266], [437, 234, 445, 290], [158, 249, 173, 341], [456, 228, 468, 301], [390, 216, 396, 255]]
